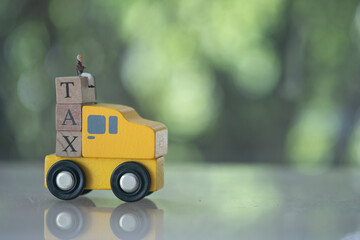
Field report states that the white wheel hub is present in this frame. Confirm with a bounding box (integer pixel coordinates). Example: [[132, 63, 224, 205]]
[[56, 212, 73, 230], [56, 171, 75, 191], [120, 173, 139, 193], [119, 213, 138, 232]]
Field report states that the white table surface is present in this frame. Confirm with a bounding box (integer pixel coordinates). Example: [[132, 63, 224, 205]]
[[1, 162, 360, 240]]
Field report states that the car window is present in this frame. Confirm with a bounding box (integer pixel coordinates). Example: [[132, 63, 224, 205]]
[[109, 116, 118, 134], [88, 115, 106, 134]]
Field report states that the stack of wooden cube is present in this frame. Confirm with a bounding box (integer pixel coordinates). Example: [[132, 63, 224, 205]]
[[55, 76, 96, 157]]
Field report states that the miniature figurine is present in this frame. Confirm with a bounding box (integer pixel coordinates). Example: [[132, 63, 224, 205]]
[[44, 70, 168, 202], [76, 54, 95, 88]]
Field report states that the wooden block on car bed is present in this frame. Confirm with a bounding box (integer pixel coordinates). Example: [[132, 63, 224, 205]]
[[56, 131, 82, 157], [55, 76, 95, 104]]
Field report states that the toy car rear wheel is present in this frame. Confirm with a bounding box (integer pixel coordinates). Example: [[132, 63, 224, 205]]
[[47, 160, 85, 200], [110, 162, 150, 202]]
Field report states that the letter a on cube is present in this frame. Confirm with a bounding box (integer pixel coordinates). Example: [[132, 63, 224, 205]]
[[56, 104, 82, 131], [56, 131, 82, 157]]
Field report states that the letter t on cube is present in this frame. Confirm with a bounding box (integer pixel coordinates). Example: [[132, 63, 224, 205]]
[[55, 77, 95, 104]]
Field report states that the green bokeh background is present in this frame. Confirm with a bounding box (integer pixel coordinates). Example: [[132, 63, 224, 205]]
[[1, 0, 360, 167]]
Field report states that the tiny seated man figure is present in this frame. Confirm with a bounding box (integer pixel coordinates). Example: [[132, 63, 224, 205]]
[[76, 54, 95, 88]]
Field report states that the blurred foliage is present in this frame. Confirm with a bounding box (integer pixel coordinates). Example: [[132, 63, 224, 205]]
[[1, 0, 360, 167]]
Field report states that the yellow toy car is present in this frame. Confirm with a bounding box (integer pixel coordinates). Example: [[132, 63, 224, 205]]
[[44, 76, 168, 202]]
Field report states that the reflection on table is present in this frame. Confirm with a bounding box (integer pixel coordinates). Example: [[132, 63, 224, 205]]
[[44, 198, 163, 240]]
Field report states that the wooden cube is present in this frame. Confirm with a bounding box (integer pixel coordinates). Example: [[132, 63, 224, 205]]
[[56, 104, 82, 131], [56, 131, 82, 157], [55, 76, 95, 104]]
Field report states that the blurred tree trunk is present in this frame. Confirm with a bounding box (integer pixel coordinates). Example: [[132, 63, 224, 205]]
[[332, 74, 360, 166]]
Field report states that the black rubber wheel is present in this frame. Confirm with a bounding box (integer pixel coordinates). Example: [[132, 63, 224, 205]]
[[146, 191, 153, 196], [110, 162, 150, 202], [81, 190, 92, 195], [47, 160, 85, 200], [110, 203, 151, 240], [46, 201, 85, 240]]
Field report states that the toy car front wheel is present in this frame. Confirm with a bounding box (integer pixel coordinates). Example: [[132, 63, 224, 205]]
[[47, 160, 85, 200], [110, 162, 150, 202]]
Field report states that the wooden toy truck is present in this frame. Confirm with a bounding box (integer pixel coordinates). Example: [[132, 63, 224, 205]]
[[44, 76, 168, 202]]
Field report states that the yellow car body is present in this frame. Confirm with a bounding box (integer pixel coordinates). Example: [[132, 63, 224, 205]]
[[44, 154, 164, 192]]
